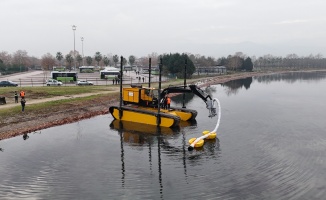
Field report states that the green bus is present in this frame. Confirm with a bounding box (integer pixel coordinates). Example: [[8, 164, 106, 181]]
[[51, 71, 78, 82], [52, 66, 66, 71], [79, 66, 95, 73]]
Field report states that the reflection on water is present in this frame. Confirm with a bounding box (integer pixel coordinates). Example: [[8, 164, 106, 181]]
[[221, 77, 253, 95], [110, 120, 220, 199], [256, 70, 326, 84], [1, 71, 326, 199]]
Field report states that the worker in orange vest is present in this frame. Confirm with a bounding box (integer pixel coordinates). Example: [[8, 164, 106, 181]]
[[20, 90, 25, 98], [167, 96, 171, 109]]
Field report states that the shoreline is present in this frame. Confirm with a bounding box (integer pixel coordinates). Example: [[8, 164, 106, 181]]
[[0, 70, 323, 140]]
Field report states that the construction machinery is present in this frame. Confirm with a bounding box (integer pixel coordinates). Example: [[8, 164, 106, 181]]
[[109, 84, 216, 127]]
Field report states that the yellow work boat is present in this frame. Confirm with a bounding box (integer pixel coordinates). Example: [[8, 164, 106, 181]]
[[109, 57, 217, 128], [109, 84, 216, 127]]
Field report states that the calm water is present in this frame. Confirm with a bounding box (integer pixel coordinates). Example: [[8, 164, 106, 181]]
[[1, 71, 326, 200]]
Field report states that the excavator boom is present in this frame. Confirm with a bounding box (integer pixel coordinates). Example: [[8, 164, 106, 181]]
[[160, 84, 216, 117], [160, 84, 212, 102]]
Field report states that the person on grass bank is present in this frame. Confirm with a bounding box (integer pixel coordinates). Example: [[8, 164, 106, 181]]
[[14, 91, 18, 103], [20, 90, 25, 98], [21, 97, 26, 112]]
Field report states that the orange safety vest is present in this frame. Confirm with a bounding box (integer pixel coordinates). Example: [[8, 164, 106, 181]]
[[167, 97, 171, 104], [20, 91, 25, 97]]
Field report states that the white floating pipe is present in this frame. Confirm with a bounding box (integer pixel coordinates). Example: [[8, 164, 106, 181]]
[[188, 98, 221, 151]]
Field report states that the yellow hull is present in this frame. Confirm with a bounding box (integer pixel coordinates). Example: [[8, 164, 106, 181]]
[[109, 106, 180, 127], [110, 119, 179, 135], [125, 105, 197, 121]]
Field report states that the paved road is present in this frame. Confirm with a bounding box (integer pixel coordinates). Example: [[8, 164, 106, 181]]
[[0, 70, 168, 87]]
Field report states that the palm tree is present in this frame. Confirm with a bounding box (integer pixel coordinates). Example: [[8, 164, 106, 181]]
[[123, 57, 127, 66], [76, 54, 83, 67], [94, 52, 102, 66], [103, 56, 110, 66], [86, 56, 93, 66], [56, 52, 63, 66], [113, 55, 119, 67], [65, 54, 73, 70], [129, 55, 136, 66]]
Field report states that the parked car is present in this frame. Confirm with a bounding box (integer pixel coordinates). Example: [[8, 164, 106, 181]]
[[46, 79, 62, 86], [77, 80, 93, 85], [0, 80, 18, 87]]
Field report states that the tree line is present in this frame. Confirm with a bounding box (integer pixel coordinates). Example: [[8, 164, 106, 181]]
[[1, 50, 326, 76]]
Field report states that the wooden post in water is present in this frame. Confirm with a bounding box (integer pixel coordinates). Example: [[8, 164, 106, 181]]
[[182, 59, 187, 108], [149, 58, 151, 88], [119, 56, 123, 119], [157, 58, 163, 126]]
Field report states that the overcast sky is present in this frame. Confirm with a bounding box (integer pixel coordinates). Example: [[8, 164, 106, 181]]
[[1, 0, 326, 59]]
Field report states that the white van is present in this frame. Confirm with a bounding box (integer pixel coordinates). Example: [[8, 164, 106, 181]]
[[46, 79, 62, 86]]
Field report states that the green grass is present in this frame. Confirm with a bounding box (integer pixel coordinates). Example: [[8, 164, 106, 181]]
[[0, 85, 116, 99], [0, 93, 117, 119]]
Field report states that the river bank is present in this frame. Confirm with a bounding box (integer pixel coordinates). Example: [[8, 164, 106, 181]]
[[0, 70, 320, 140]]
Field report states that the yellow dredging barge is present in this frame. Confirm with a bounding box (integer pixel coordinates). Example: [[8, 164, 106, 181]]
[[109, 57, 217, 128]]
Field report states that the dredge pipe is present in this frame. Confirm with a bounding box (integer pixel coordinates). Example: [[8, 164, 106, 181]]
[[188, 98, 221, 151]]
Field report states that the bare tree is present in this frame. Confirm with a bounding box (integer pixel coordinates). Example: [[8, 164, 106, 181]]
[[12, 50, 30, 70], [147, 52, 159, 65], [137, 56, 149, 67], [0, 51, 12, 65], [41, 53, 56, 71]]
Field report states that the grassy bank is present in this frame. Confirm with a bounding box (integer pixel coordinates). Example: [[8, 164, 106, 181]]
[[0, 69, 306, 119], [0, 85, 116, 99]]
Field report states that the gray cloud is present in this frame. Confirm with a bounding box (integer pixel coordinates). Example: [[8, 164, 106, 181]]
[[1, 0, 326, 58]]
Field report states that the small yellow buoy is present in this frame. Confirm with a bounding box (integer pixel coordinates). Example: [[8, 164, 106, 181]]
[[202, 130, 216, 139], [188, 138, 204, 147]]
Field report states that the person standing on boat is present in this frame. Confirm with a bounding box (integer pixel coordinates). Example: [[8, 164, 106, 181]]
[[163, 97, 167, 109], [167, 96, 171, 109]]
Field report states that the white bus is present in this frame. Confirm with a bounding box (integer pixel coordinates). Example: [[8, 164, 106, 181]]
[[100, 67, 120, 79]]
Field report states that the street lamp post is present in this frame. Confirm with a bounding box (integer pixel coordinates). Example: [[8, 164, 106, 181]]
[[81, 37, 84, 66], [19, 53, 22, 72], [72, 25, 77, 70]]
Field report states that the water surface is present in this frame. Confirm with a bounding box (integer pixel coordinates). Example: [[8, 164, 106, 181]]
[[1, 71, 326, 200]]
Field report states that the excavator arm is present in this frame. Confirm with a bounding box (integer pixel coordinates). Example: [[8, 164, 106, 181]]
[[160, 84, 212, 102], [160, 84, 217, 117]]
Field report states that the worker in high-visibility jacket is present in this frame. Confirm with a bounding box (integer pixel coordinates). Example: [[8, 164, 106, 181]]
[[166, 96, 171, 109], [20, 90, 25, 98]]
